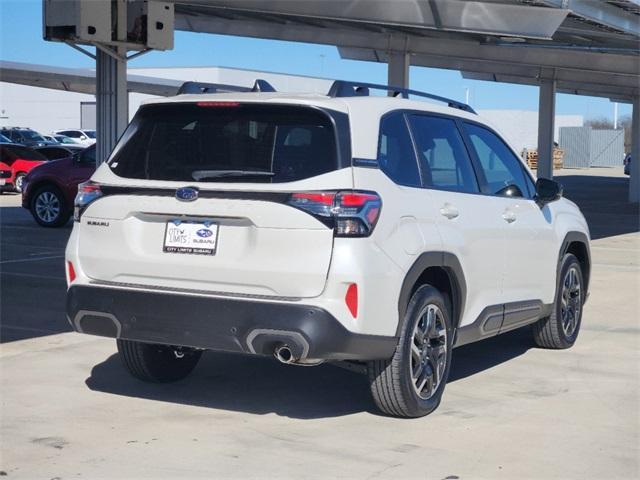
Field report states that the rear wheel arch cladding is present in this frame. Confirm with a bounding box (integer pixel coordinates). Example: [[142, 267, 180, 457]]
[[396, 252, 467, 337]]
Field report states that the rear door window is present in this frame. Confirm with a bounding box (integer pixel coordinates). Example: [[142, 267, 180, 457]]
[[408, 115, 479, 193], [109, 103, 339, 183]]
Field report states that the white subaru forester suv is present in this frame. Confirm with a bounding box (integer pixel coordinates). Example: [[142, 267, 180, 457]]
[[66, 80, 590, 418]]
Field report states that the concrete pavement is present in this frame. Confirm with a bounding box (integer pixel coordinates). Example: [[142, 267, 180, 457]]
[[1, 169, 638, 479]]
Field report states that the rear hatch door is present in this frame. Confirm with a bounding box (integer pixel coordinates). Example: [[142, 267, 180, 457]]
[[77, 101, 351, 298]]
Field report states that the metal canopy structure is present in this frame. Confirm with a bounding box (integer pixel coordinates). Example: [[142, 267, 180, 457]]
[[168, 0, 640, 201], [172, 0, 640, 102], [41, 0, 640, 200], [0, 61, 182, 97]]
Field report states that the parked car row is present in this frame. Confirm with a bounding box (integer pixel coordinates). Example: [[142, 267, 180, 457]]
[[0, 127, 96, 147], [22, 144, 96, 227], [0, 126, 95, 196]]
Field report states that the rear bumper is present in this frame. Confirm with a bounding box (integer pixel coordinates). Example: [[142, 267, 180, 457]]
[[66, 285, 397, 361]]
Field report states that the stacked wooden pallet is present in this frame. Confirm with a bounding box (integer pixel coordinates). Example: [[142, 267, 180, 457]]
[[522, 148, 564, 169]]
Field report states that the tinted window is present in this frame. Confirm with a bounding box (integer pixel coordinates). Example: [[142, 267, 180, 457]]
[[84, 130, 96, 139], [409, 115, 479, 193], [377, 112, 421, 187], [16, 130, 45, 142], [62, 131, 81, 138], [465, 123, 531, 198], [37, 147, 71, 160], [109, 104, 338, 183], [0, 145, 46, 162], [2, 131, 19, 141], [78, 145, 96, 164]]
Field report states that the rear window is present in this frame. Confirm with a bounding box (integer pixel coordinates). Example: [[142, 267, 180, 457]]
[[0, 145, 47, 162], [109, 103, 339, 183]]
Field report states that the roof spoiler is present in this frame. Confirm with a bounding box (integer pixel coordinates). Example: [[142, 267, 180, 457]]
[[177, 79, 276, 95], [327, 80, 476, 114]]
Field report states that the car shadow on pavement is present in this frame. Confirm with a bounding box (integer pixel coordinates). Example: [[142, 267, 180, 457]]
[[86, 351, 377, 419], [85, 328, 534, 419], [448, 327, 534, 382]]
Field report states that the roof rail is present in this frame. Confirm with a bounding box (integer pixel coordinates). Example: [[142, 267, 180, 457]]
[[177, 79, 276, 95], [327, 80, 476, 114]]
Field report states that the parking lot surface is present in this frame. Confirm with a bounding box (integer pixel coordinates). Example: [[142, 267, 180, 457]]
[[1, 169, 638, 479]]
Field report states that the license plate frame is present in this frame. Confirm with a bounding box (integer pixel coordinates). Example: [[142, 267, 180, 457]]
[[163, 220, 219, 255]]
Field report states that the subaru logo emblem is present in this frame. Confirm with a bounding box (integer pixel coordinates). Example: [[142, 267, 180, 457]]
[[196, 228, 213, 238], [176, 187, 199, 202]]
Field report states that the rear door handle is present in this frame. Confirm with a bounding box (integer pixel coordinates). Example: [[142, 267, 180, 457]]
[[502, 210, 517, 223], [440, 203, 459, 220]]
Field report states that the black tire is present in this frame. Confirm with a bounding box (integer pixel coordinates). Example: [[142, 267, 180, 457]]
[[367, 285, 453, 418], [29, 185, 70, 228], [532, 253, 584, 349], [116, 339, 203, 383], [14, 173, 26, 193]]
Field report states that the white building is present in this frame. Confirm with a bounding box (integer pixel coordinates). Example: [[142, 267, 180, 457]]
[[0, 65, 582, 154]]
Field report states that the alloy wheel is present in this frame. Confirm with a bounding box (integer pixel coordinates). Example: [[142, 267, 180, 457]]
[[15, 175, 25, 193], [35, 191, 61, 224], [410, 304, 448, 400], [560, 266, 581, 337]]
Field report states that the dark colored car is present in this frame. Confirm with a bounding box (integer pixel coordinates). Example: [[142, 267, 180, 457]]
[[0, 127, 56, 147], [0, 144, 48, 192], [22, 144, 96, 227], [35, 145, 86, 160], [624, 153, 631, 176], [0, 133, 12, 144]]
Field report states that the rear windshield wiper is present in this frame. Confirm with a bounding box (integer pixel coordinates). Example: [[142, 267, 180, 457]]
[[191, 170, 275, 181]]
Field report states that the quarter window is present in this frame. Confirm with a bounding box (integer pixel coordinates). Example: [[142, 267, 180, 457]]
[[464, 123, 532, 198], [408, 115, 479, 193], [78, 144, 96, 164], [377, 112, 421, 188]]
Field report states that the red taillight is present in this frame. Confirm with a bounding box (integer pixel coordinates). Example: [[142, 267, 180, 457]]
[[290, 192, 335, 206], [287, 190, 382, 237], [339, 193, 379, 207], [345, 283, 358, 318], [67, 261, 76, 283], [74, 181, 103, 221], [196, 101, 240, 107]]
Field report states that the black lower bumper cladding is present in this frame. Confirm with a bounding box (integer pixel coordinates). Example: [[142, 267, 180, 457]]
[[66, 285, 396, 361]]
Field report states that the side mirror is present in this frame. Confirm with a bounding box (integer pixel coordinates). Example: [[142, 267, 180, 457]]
[[80, 136, 87, 140], [535, 178, 563, 206]]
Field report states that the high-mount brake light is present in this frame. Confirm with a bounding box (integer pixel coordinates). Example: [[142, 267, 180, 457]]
[[196, 101, 240, 107], [287, 190, 382, 237], [74, 181, 103, 221]]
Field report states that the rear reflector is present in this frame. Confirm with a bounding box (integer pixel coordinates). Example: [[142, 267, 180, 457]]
[[67, 261, 76, 283], [345, 283, 358, 318]]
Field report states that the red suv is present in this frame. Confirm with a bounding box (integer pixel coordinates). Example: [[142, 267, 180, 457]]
[[22, 144, 96, 227], [0, 144, 48, 193]]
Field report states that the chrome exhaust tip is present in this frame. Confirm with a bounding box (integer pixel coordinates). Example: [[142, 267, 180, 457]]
[[274, 345, 295, 364]]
